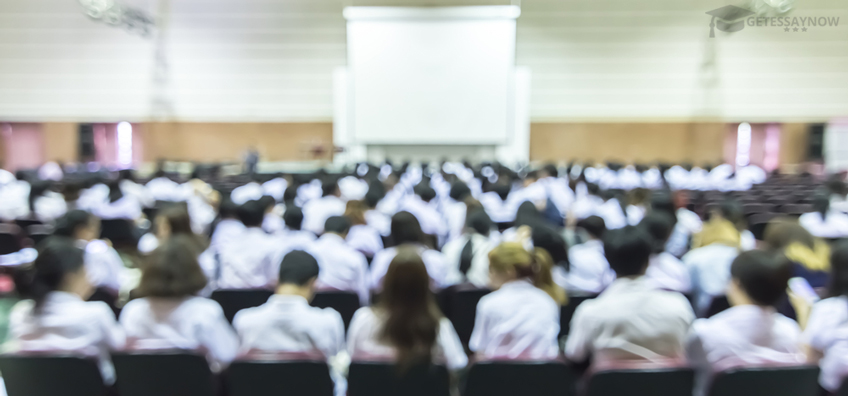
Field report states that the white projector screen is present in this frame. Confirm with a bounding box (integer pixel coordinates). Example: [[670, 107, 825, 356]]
[[345, 6, 518, 144]]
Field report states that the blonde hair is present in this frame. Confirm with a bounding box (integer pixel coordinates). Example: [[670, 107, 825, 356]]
[[488, 242, 567, 305]]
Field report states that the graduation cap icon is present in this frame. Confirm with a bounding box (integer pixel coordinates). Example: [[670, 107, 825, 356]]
[[706, 5, 755, 37]]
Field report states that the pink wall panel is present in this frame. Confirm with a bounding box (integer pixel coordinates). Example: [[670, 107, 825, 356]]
[[2, 123, 44, 171]]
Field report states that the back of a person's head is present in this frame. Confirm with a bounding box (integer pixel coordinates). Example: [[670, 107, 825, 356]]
[[364, 181, 386, 208], [515, 201, 540, 227], [324, 215, 351, 235], [829, 242, 848, 298], [577, 215, 606, 240], [283, 206, 304, 231], [136, 235, 208, 298], [118, 169, 136, 183], [237, 199, 265, 227], [54, 210, 93, 238], [344, 199, 368, 226], [28, 180, 51, 212], [218, 197, 239, 219], [491, 183, 511, 201], [812, 190, 830, 220], [322, 179, 340, 197], [542, 164, 558, 178], [413, 182, 436, 203], [586, 182, 601, 197], [764, 218, 815, 250], [730, 250, 792, 306], [278, 250, 320, 286], [107, 179, 123, 203], [603, 225, 653, 277], [257, 195, 276, 212], [390, 211, 424, 246], [13, 237, 85, 311], [449, 181, 471, 202], [532, 226, 568, 269], [488, 242, 566, 305], [158, 204, 194, 236], [283, 185, 298, 204], [465, 208, 493, 237], [650, 192, 677, 222], [638, 212, 675, 254], [716, 199, 745, 228], [61, 179, 84, 202]]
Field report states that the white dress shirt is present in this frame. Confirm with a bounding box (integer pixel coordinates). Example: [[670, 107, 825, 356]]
[[210, 219, 246, 251], [364, 210, 391, 236], [347, 307, 468, 370], [120, 296, 239, 372], [541, 176, 575, 216], [0, 180, 30, 221], [82, 239, 126, 293], [92, 196, 142, 220], [308, 234, 370, 305], [570, 195, 605, 221], [565, 277, 694, 363], [302, 195, 346, 235], [557, 239, 614, 294], [665, 208, 703, 258], [33, 192, 68, 222], [803, 296, 848, 391], [469, 280, 560, 360], [217, 227, 283, 289], [441, 233, 495, 288], [146, 177, 186, 202], [479, 191, 514, 223], [800, 211, 848, 239], [262, 213, 285, 234], [646, 252, 692, 293], [8, 292, 125, 384], [231, 182, 265, 205], [398, 195, 449, 241], [120, 180, 155, 208], [740, 230, 756, 251], [369, 245, 450, 291], [441, 199, 467, 242], [682, 244, 740, 315], [346, 224, 384, 258], [262, 178, 289, 202], [76, 183, 108, 212], [339, 176, 369, 201]]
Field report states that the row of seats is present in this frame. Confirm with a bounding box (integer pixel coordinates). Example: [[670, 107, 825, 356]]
[[0, 353, 830, 396]]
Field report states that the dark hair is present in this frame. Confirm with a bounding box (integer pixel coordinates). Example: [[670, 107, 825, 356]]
[[532, 226, 569, 271], [449, 181, 471, 202], [812, 191, 830, 220], [158, 204, 194, 236], [324, 216, 351, 235], [650, 192, 678, 225], [491, 184, 510, 201], [577, 216, 606, 239], [258, 195, 276, 212], [283, 206, 304, 231], [14, 237, 86, 311], [322, 180, 339, 197], [515, 201, 540, 228], [107, 179, 123, 203], [413, 183, 436, 203], [218, 197, 239, 219], [730, 250, 792, 306], [390, 211, 425, 246], [135, 235, 208, 298], [466, 208, 493, 237], [54, 210, 94, 238], [283, 186, 298, 205], [542, 164, 558, 178], [604, 225, 653, 277], [62, 180, 84, 203], [364, 181, 386, 209], [28, 181, 51, 213], [278, 250, 320, 286], [237, 200, 265, 228], [829, 242, 848, 298], [379, 247, 441, 370], [638, 212, 675, 254], [118, 169, 137, 183]]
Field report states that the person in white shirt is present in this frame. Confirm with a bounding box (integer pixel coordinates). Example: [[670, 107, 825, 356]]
[[308, 216, 370, 305], [400, 182, 449, 244], [278, 206, 317, 254], [216, 200, 284, 289], [259, 195, 285, 234], [370, 211, 450, 291], [565, 226, 695, 365], [209, 198, 246, 253], [302, 180, 346, 235], [343, 200, 384, 258], [120, 236, 239, 373], [92, 180, 143, 221], [442, 208, 498, 288], [800, 192, 848, 239], [262, 174, 289, 202], [348, 247, 467, 372], [0, 172, 31, 221], [54, 210, 126, 297], [118, 169, 155, 208], [559, 216, 615, 294], [27, 180, 67, 222], [470, 242, 565, 361], [480, 184, 514, 223], [683, 214, 742, 316], [8, 238, 125, 384], [639, 213, 692, 293], [686, 250, 804, 396], [146, 171, 185, 202], [231, 180, 265, 205]]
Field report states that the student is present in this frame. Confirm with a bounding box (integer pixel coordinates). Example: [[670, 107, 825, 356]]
[[682, 214, 741, 316], [343, 199, 384, 258], [120, 236, 238, 372], [209, 197, 245, 252], [560, 216, 615, 294], [399, 182, 449, 244], [800, 192, 848, 239], [0, 172, 31, 221], [8, 238, 125, 384], [764, 219, 831, 289], [362, 181, 391, 236], [565, 226, 694, 365], [279, 205, 317, 252], [442, 208, 497, 287], [139, 204, 208, 254], [230, 178, 264, 205], [442, 181, 473, 242], [146, 170, 185, 202], [640, 213, 692, 293], [369, 211, 449, 291], [259, 195, 285, 234], [686, 250, 804, 396], [118, 169, 154, 208], [27, 180, 67, 222], [479, 183, 513, 223], [308, 216, 370, 305], [469, 243, 565, 360], [347, 247, 467, 371], [92, 179, 143, 221], [53, 210, 126, 297], [216, 200, 283, 289], [302, 179, 346, 234]]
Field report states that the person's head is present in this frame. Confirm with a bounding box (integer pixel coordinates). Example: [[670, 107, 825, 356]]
[[603, 225, 653, 278], [532, 225, 569, 271], [710, 199, 746, 231], [107, 179, 123, 203], [390, 211, 425, 246], [413, 183, 436, 203], [283, 186, 298, 205], [577, 215, 606, 240], [491, 183, 510, 201], [515, 201, 541, 228], [379, 247, 441, 370], [829, 241, 848, 298], [14, 237, 90, 311], [61, 180, 84, 203], [540, 164, 558, 179], [54, 210, 99, 241], [344, 199, 368, 226], [118, 169, 137, 183], [258, 195, 276, 214], [218, 197, 239, 220], [727, 250, 792, 307], [465, 208, 493, 237], [276, 250, 320, 300], [449, 181, 471, 202], [638, 212, 675, 254], [487, 242, 566, 305], [812, 190, 830, 220], [322, 179, 340, 197], [237, 199, 265, 228], [324, 216, 351, 238], [364, 181, 386, 209], [764, 218, 815, 250], [155, 204, 193, 239], [135, 235, 208, 298], [283, 206, 304, 231], [650, 192, 677, 223]]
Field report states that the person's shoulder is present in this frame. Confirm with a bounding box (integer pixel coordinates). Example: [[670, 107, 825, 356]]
[[811, 296, 847, 316], [772, 312, 802, 335], [182, 296, 227, 316], [310, 305, 345, 327], [349, 306, 377, 328]]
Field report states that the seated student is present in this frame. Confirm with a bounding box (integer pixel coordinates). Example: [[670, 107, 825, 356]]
[[565, 226, 695, 365], [441, 181, 473, 243], [26, 180, 67, 222], [348, 247, 467, 371], [559, 216, 615, 294], [8, 238, 125, 384], [0, 171, 31, 221], [120, 236, 238, 372], [686, 250, 804, 396], [442, 208, 498, 288], [764, 219, 831, 289], [230, 179, 264, 205], [209, 197, 245, 252], [344, 199, 384, 258], [479, 183, 514, 223], [308, 216, 370, 305], [399, 182, 449, 244], [92, 179, 143, 221], [117, 169, 155, 208], [362, 181, 391, 236], [683, 215, 741, 316], [370, 211, 450, 291], [258, 195, 285, 234], [53, 210, 126, 297], [146, 170, 185, 202], [640, 213, 692, 293], [279, 206, 317, 251], [800, 192, 848, 239], [217, 200, 283, 289], [469, 243, 565, 361], [302, 179, 346, 235]]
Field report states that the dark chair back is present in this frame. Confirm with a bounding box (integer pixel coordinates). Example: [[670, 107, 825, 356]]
[[0, 224, 22, 255], [464, 361, 575, 396], [210, 289, 274, 323], [586, 367, 694, 396], [441, 287, 491, 347], [227, 360, 334, 396], [310, 291, 360, 332], [837, 374, 848, 396], [348, 362, 450, 396], [26, 224, 53, 246], [99, 219, 137, 248], [0, 355, 106, 396], [560, 294, 598, 338], [112, 352, 215, 396], [708, 366, 820, 396], [15, 218, 43, 230]]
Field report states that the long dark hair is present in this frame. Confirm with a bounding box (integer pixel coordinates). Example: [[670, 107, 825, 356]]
[[13, 237, 86, 311], [54, 210, 93, 238], [28, 181, 51, 214], [379, 247, 441, 370], [390, 211, 426, 247], [136, 235, 208, 298]]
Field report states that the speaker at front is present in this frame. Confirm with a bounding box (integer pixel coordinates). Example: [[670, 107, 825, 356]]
[[78, 123, 95, 161]]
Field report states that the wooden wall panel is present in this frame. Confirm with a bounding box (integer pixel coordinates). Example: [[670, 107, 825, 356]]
[[42, 122, 77, 163]]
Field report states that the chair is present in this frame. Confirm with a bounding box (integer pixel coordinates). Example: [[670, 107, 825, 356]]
[[586, 367, 694, 396], [311, 291, 360, 331], [0, 355, 106, 396], [210, 289, 274, 323], [836, 375, 848, 396], [708, 366, 820, 396], [99, 218, 137, 248], [227, 360, 334, 396], [464, 361, 575, 396], [559, 294, 598, 338], [348, 362, 450, 396], [441, 287, 491, 347], [26, 224, 53, 246], [112, 352, 215, 396], [14, 218, 43, 230], [0, 224, 22, 255], [747, 213, 777, 241]]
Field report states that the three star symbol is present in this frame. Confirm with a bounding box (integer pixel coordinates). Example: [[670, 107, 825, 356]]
[[802, 27, 808, 32], [785, 27, 790, 32], [793, 27, 799, 32]]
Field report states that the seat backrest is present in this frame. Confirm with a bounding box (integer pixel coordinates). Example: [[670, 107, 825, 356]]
[[27, 224, 53, 246], [0, 355, 106, 396], [0, 225, 22, 255], [586, 367, 694, 396], [210, 289, 274, 323], [464, 361, 575, 396], [112, 352, 215, 396], [310, 291, 360, 332], [348, 362, 451, 396], [99, 219, 136, 247], [227, 360, 334, 396], [708, 366, 820, 396], [559, 295, 598, 338], [446, 288, 491, 347]]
